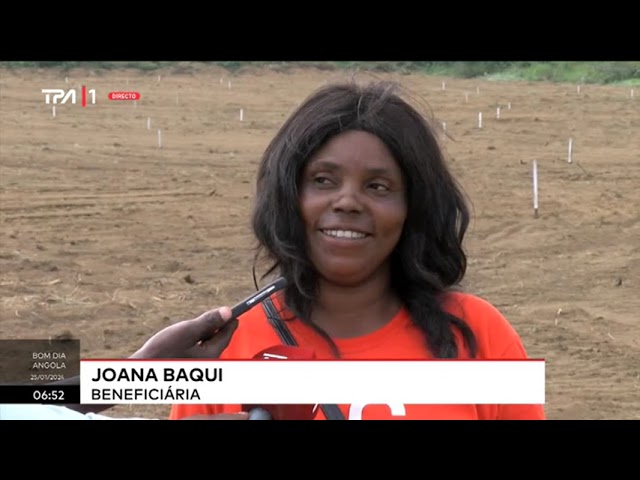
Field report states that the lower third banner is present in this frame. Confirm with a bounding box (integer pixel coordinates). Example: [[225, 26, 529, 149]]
[[80, 359, 545, 405]]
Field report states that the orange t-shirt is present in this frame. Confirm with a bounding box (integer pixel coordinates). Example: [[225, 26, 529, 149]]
[[169, 291, 545, 420]]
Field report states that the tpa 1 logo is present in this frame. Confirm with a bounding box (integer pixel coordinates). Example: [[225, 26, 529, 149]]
[[41, 86, 96, 107]]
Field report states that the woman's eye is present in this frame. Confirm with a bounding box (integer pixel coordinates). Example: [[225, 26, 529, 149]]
[[369, 182, 389, 191], [314, 176, 332, 185]]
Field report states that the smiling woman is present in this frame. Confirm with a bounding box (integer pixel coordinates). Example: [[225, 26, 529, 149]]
[[300, 130, 407, 296], [169, 79, 546, 420]]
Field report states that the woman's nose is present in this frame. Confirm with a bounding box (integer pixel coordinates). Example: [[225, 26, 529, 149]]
[[331, 184, 363, 213]]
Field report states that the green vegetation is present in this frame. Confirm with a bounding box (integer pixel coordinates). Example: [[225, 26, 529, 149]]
[[2, 61, 639, 85]]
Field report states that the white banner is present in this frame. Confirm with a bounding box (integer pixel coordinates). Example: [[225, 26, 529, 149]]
[[80, 359, 545, 405]]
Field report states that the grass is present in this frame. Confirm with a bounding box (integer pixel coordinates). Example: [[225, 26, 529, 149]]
[[1, 61, 639, 85]]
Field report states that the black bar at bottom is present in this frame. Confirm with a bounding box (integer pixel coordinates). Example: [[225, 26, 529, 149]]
[[0, 385, 80, 404]]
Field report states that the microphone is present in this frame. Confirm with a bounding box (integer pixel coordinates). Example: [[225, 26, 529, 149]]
[[243, 345, 319, 421], [230, 277, 287, 320], [247, 408, 273, 420]]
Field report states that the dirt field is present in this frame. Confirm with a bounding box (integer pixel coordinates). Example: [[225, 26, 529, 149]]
[[1, 64, 638, 420]]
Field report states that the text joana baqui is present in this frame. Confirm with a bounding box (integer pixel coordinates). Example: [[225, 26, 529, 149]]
[[89, 367, 222, 401]]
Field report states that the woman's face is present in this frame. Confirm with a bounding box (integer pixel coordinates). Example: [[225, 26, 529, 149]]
[[299, 130, 407, 286]]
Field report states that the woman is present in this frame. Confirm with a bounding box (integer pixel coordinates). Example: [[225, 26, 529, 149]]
[[170, 80, 545, 420]]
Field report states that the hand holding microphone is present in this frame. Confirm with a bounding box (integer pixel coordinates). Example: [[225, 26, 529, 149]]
[[129, 306, 238, 360], [143, 277, 313, 420], [130, 277, 287, 360]]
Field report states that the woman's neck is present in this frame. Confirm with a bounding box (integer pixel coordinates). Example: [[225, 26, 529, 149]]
[[310, 272, 401, 338]]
